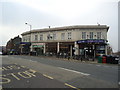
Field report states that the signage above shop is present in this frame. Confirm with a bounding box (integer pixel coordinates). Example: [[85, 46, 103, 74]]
[[77, 39, 105, 44], [20, 42, 31, 45], [33, 45, 43, 48]]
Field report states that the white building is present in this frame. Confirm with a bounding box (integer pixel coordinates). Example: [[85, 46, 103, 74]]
[[21, 25, 109, 57]]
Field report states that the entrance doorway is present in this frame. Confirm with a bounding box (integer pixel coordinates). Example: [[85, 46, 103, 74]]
[[34, 48, 43, 55]]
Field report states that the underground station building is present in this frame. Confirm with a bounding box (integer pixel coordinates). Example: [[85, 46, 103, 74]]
[[21, 25, 109, 58]]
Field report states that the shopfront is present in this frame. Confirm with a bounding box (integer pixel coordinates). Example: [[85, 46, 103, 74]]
[[20, 42, 31, 55], [32, 43, 44, 55], [45, 42, 74, 57], [77, 39, 107, 58]]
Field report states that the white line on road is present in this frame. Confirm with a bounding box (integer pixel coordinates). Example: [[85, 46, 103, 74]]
[[103, 66, 110, 68], [96, 65, 101, 67], [29, 60, 37, 62], [58, 67, 90, 76]]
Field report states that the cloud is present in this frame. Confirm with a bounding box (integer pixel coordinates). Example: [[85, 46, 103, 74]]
[[0, 0, 119, 52]]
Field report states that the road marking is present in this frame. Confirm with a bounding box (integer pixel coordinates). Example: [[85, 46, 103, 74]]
[[43, 74, 54, 79], [0, 86, 2, 90], [96, 65, 101, 67], [20, 65, 26, 68], [58, 67, 90, 76], [65, 83, 80, 89], [29, 60, 37, 63], [9, 73, 21, 80], [118, 82, 120, 85], [103, 66, 109, 68], [0, 77, 11, 84], [88, 64, 92, 65]]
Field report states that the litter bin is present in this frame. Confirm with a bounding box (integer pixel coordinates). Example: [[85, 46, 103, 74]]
[[98, 56, 102, 63], [106, 55, 112, 64], [102, 55, 107, 63]]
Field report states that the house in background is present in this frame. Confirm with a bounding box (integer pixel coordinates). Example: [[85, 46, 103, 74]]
[[6, 35, 21, 55]]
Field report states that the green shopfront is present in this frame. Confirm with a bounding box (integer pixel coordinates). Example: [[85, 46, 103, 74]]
[[32, 43, 44, 55]]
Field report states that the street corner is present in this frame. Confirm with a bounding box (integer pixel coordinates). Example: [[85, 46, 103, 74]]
[[0, 64, 71, 88]]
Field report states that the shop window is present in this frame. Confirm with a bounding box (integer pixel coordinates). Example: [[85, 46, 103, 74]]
[[96, 45, 105, 50]]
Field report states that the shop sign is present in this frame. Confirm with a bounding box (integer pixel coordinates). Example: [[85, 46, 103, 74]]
[[77, 39, 105, 44], [33, 45, 43, 48], [32, 43, 44, 45], [20, 42, 31, 45]]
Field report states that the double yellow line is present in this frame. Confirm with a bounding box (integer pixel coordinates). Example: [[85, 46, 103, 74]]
[[42, 74, 80, 89], [43, 74, 54, 80], [65, 83, 80, 90]]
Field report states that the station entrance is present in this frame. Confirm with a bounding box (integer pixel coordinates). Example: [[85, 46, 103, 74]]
[[77, 39, 107, 58]]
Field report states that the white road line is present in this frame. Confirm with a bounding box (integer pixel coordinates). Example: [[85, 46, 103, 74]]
[[88, 64, 92, 65], [29, 60, 37, 62], [119, 82, 120, 85], [103, 66, 109, 68], [96, 65, 101, 67], [58, 67, 90, 76]]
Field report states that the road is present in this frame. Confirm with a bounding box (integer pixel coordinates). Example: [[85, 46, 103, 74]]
[[0, 55, 119, 89]]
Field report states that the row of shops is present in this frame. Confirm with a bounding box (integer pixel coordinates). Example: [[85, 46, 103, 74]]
[[20, 39, 108, 58]]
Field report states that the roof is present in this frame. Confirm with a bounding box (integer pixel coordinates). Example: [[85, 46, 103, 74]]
[[21, 25, 109, 35]]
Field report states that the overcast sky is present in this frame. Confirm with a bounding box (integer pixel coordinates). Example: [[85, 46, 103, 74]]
[[0, 0, 119, 52]]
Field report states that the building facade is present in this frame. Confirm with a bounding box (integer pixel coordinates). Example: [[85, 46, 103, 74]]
[[21, 25, 109, 58]]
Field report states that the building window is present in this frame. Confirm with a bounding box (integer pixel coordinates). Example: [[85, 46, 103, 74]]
[[68, 32, 72, 39], [35, 35, 38, 41], [53, 33, 56, 40], [23, 37, 26, 42], [97, 32, 101, 39], [90, 32, 93, 39], [40, 34, 43, 41], [61, 33, 65, 40], [82, 32, 86, 39], [28, 36, 30, 42], [47, 34, 52, 40]]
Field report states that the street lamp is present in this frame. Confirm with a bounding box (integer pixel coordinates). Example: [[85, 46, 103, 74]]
[[25, 23, 32, 31], [25, 22, 32, 52]]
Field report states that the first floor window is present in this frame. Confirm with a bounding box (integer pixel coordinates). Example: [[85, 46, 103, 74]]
[[61, 33, 65, 40], [68, 32, 72, 39], [97, 32, 101, 39], [90, 32, 93, 39], [35, 35, 38, 41], [53, 33, 56, 40], [82, 32, 86, 39], [40, 34, 43, 40]]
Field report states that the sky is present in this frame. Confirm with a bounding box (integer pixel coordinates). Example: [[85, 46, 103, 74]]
[[0, 0, 119, 52]]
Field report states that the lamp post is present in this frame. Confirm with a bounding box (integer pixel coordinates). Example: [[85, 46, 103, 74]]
[[25, 22, 32, 52]]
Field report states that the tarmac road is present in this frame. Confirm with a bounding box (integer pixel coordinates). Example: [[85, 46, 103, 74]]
[[1, 55, 119, 89]]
